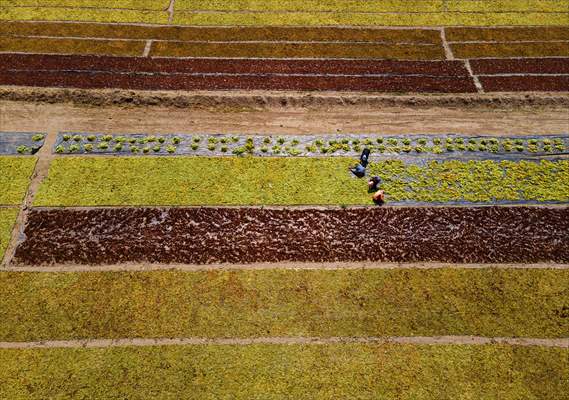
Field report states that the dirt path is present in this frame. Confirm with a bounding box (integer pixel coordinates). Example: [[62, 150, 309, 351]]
[[6, 261, 569, 272], [0, 336, 566, 349], [1, 94, 568, 136]]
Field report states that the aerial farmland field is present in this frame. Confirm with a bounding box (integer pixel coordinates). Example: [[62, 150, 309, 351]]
[[0, 1, 568, 399]]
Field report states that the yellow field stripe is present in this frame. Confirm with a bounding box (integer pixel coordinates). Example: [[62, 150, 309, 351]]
[[0, 7, 169, 24], [448, 0, 569, 12], [172, 12, 569, 26], [175, 0, 445, 12], [2, 0, 170, 10]]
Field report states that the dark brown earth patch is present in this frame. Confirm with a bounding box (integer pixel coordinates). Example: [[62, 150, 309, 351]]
[[451, 42, 569, 59], [0, 37, 145, 56], [13, 207, 569, 266], [0, 21, 442, 43], [445, 27, 569, 42], [150, 41, 445, 60], [0, 70, 477, 92], [479, 76, 569, 92], [0, 54, 470, 76], [470, 58, 569, 75]]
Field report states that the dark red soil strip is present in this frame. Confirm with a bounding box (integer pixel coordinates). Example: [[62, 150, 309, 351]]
[[445, 27, 569, 42], [13, 207, 569, 266], [0, 21, 442, 43], [470, 58, 569, 75], [479, 76, 569, 92], [0, 54, 470, 76], [0, 70, 478, 93]]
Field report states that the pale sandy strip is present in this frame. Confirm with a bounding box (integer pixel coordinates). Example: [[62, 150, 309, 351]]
[[167, 0, 176, 23], [440, 27, 454, 60], [142, 39, 153, 57], [0, 336, 567, 349], [5, 261, 569, 273], [464, 59, 484, 93]]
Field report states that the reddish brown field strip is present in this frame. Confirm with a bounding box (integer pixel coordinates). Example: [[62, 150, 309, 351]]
[[0, 22, 443, 43], [0, 71, 477, 92], [150, 41, 445, 60], [0, 54, 470, 76], [479, 76, 569, 92], [13, 207, 569, 266], [445, 27, 569, 42], [0, 36, 145, 56], [470, 58, 569, 75], [451, 42, 569, 59]]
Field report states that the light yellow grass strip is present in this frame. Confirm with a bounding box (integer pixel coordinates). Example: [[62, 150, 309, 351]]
[[2, 0, 170, 10], [0, 209, 18, 262], [175, 0, 445, 12], [448, 0, 569, 12], [0, 7, 169, 24], [172, 12, 569, 27]]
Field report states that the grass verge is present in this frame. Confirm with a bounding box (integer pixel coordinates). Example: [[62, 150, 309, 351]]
[[0, 156, 36, 205], [0, 208, 18, 261], [33, 157, 569, 206], [0, 344, 567, 399], [1, 269, 568, 341]]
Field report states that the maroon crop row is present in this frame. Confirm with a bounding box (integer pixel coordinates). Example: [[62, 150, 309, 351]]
[[13, 206, 569, 266], [1, 54, 567, 92]]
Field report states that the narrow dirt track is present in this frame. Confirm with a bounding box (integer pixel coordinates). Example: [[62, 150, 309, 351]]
[[1, 336, 567, 349], [2, 99, 569, 136]]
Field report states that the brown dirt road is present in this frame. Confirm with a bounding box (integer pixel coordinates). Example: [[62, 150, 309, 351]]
[[1, 96, 568, 135]]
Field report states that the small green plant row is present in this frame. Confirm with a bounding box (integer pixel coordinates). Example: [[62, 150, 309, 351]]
[[7, 134, 45, 155], [53, 133, 569, 156], [55, 134, 182, 154]]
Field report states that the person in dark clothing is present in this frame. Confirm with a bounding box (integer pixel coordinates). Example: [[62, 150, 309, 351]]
[[349, 163, 366, 178], [360, 148, 371, 167], [368, 176, 381, 191]]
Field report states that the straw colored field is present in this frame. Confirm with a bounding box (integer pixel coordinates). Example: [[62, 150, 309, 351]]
[[0, 208, 18, 261], [0, 8, 168, 24], [33, 158, 569, 206], [2, 0, 169, 8], [172, 12, 568, 27], [2, 269, 568, 341], [0, 156, 36, 205], [1, 0, 567, 25], [1, 344, 567, 399]]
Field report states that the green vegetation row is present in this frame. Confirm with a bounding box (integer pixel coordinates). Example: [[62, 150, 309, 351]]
[[0, 209, 18, 261], [34, 157, 569, 206], [1, 7, 566, 26], [54, 133, 568, 156], [1, 344, 567, 399], [2, 269, 568, 341], [0, 157, 36, 205]]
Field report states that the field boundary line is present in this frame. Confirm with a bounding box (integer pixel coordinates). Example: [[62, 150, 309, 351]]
[[440, 27, 454, 60], [464, 59, 484, 93], [142, 39, 153, 57], [1, 336, 567, 349], [1, 129, 56, 267], [167, 0, 176, 23], [5, 262, 569, 272]]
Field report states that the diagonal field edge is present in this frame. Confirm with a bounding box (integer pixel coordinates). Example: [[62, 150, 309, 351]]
[[0, 336, 567, 349]]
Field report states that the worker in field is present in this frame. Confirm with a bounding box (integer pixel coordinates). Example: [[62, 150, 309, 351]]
[[349, 148, 371, 178], [372, 190, 385, 205]]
